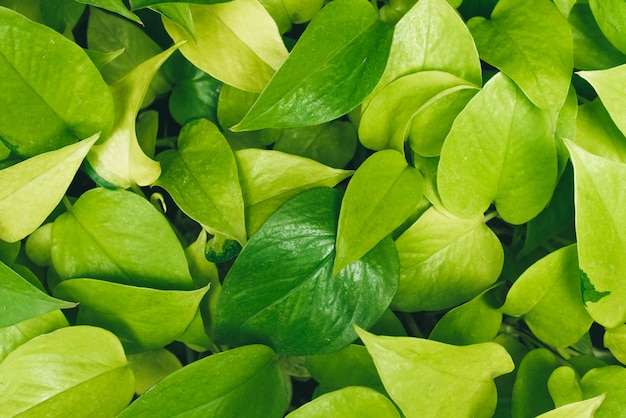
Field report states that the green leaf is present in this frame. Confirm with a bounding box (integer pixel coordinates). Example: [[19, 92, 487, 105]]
[[51, 188, 194, 290], [565, 140, 626, 327], [0, 310, 68, 363], [438, 72, 557, 224], [0, 7, 114, 157], [148, 4, 196, 42], [536, 395, 605, 418], [132, 0, 231, 9], [604, 324, 626, 365], [286, 386, 400, 418], [117, 344, 288, 418], [372, 0, 482, 95], [214, 188, 399, 355], [0, 238, 19, 266], [163, 0, 288, 93], [0, 135, 98, 242], [76, 0, 141, 24], [467, 0, 573, 117], [356, 327, 514, 418], [581, 366, 626, 417], [0, 326, 134, 416], [127, 349, 182, 395], [0, 261, 74, 328], [575, 99, 626, 163], [232, 0, 393, 131], [392, 206, 503, 312], [155, 119, 247, 245], [578, 64, 626, 138], [54, 279, 208, 352], [235, 149, 353, 236], [588, 0, 626, 55], [548, 366, 583, 408], [501, 244, 593, 347], [335, 150, 423, 275], [512, 349, 558, 418], [86, 44, 181, 188], [359, 71, 479, 153]]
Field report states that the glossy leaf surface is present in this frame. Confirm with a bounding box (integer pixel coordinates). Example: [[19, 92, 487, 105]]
[[578, 64, 626, 138], [0, 7, 114, 157], [232, 0, 393, 130], [0, 310, 68, 363], [438, 72, 557, 224], [214, 188, 399, 355], [335, 150, 423, 275], [357, 327, 514, 418], [117, 344, 288, 418]]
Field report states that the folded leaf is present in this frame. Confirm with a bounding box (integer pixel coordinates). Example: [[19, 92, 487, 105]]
[[536, 395, 605, 418], [0, 135, 98, 242], [76, 0, 141, 24]]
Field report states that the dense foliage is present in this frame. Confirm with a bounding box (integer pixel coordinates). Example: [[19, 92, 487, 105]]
[[1, 0, 626, 416]]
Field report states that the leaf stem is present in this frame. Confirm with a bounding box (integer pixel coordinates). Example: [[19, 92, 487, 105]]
[[62, 195, 73, 211], [401, 312, 424, 338], [484, 211, 498, 223]]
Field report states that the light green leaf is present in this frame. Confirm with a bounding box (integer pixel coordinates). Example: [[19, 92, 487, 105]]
[[548, 366, 583, 408], [127, 349, 182, 395], [86, 45, 181, 189], [84, 47, 125, 70], [0, 260, 74, 328], [235, 148, 353, 236], [0, 135, 98, 242], [286, 386, 400, 418], [356, 327, 514, 418], [54, 279, 208, 352], [163, 0, 288, 93], [148, 4, 195, 42], [578, 64, 626, 138], [214, 188, 399, 355], [604, 324, 626, 365], [117, 345, 288, 417], [359, 71, 479, 152], [554, 0, 576, 16], [372, 0, 481, 96], [0, 7, 114, 157], [232, 0, 393, 130], [565, 140, 626, 327], [155, 119, 247, 245], [392, 206, 503, 312], [575, 99, 626, 163], [536, 395, 605, 418], [501, 244, 593, 347], [589, 0, 626, 54], [0, 310, 68, 363], [76, 0, 141, 24], [51, 188, 194, 290], [132, 0, 232, 9], [512, 349, 558, 418], [0, 326, 134, 417], [581, 366, 626, 417], [468, 0, 573, 117], [438, 72, 557, 224], [335, 150, 423, 275]]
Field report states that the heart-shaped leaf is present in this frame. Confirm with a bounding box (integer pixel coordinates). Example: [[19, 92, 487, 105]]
[[356, 327, 514, 418], [438, 72, 557, 224], [578, 64, 626, 138], [117, 344, 288, 418], [0, 135, 98, 242], [214, 188, 399, 355], [155, 118, 247, 245], [0, 326, 134, 417], [0, 7, 114, 157], [232, 0, 393, 130], [335, 150, 423, 275]]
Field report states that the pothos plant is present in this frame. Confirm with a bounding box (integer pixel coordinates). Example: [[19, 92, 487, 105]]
[[1, 0, 626, 416]]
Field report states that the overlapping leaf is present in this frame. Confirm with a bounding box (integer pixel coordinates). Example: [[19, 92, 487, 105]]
[[588, 0, 626, 54], [76, 0, 141, 24], [0, 310, 68, 363], [578, 64, 626, 138], [575, 99, 626, 163], [512, 349, 559, 418], [581, 366, 626, 416]]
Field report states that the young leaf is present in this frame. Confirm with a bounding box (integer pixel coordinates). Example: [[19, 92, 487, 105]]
[[54, 279, 209, 352], [581, 366, 626, 416], [76, 0, 141, 24], [0, 326, 135, 417], [0, 7, 114, 157], [512, 349, 558, 418], [117, 344, 288, 418], [232, 0, 393, 131], [0, 310, 68, 363], [0, 134, 98, 242], [575, 99, 626, 163], [578, 64, 626, 138], [604, 324, 626, 365], [392, 206, 503, 312], [214, 188, 399, 355], [51, 188, 195, 290], [356, 327, 514, 418], [501, 244, 593, 348], [0, 261, 75, 328], [467, 0, 573, 117], [536, 395, 605, 418], [86, 44, 181, 189], [163, 0, 288, 93], [548, 366, 583, 408], [126, 349, 182, 395], [438, 72, 557, 224], [155, 118, 247, 245], [235, 149, 353, 236], [286, 386, 400, 418], [588, 0, 626, 54], [335, 150, 422, 275], [359, 71, 479, 152], [565, 140, 626, 328]]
